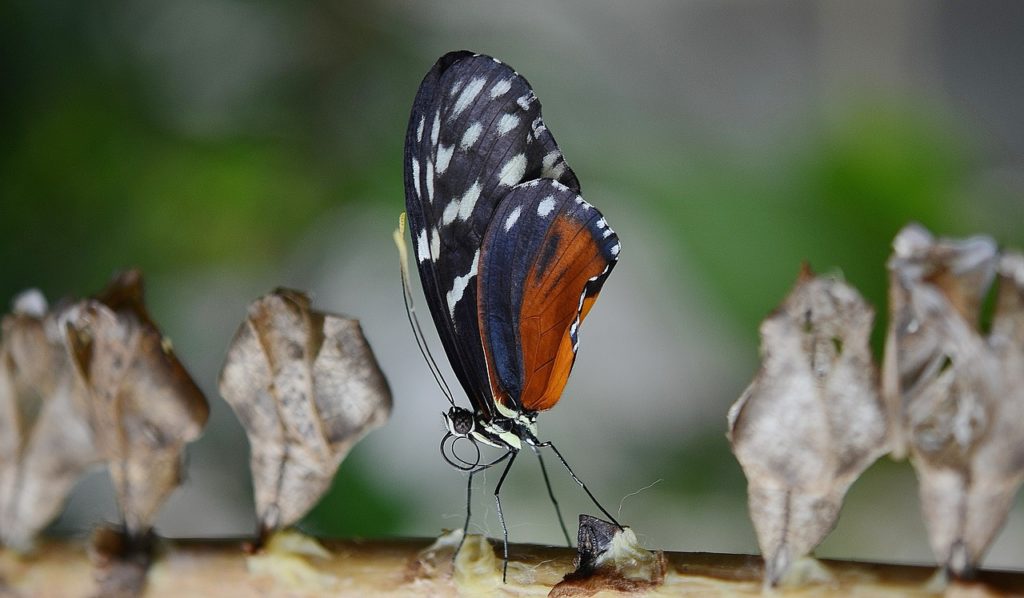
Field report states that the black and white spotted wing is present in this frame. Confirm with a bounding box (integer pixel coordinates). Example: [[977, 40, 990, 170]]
[[403, 51, 579, 419]]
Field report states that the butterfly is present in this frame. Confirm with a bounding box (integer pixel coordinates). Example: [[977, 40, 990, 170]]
[[399, 50, 622, 579]]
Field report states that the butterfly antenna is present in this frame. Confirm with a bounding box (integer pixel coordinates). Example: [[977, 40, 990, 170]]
[[394, 213, 456, 406], [399, 266, 453, 405], [403, 280, 456, 405]]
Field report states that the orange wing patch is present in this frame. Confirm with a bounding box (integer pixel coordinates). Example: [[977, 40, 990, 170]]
[[518, 218, 609, 412]]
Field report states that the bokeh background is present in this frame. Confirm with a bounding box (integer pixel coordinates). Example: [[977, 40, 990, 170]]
[[3, 0, 1024, 569]]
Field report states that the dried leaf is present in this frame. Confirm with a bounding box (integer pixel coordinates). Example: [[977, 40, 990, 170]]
[[728, 267, 888, 586], [63, 270, 209, 538], [882, 224, 1024, 576], [219, 289, 392, 533], [0, 291, 99, 550]]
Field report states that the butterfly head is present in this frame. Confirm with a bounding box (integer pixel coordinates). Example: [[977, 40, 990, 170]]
[[443, 405, 476, 438]]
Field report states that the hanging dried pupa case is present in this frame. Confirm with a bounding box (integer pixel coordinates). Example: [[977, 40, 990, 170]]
[[882, 223, 1000, 460], [63, 270, 210, 538], [727, 265, 888, 586], [218, 289, 391, 535], [882, 224, 1024, 577], [0, 291, 99, 551]]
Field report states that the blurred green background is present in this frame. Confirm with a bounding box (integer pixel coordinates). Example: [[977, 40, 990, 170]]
[[3, 0, 1023, 568]]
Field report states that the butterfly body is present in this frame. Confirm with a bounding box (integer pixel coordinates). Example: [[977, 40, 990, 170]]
[[402, 50, 622, 578], [443, 404, 536, 451]]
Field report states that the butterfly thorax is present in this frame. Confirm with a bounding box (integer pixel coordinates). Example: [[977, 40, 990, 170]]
[[443, 405, 538, 452]]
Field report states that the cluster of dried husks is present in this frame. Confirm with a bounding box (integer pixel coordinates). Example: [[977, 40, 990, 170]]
[[729, 223, 1024, 586], [1, 271, 208, 554], [0, 273, 391, 596]]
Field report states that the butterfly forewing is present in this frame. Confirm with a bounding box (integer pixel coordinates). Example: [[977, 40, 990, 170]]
[[404, 51, 580, 418], [478, 180, 620, 412]]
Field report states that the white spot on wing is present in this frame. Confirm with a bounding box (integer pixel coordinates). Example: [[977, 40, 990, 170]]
[[430, 227, 440, 260], [447, 250, 480, 318], [431, 111, 440, 146], [425, 160, 435, 202], [497, 113, 520, 136], [411, 157, 421, 197], [457, 181, 482, 221], [537, 196, 556, 217], [460, 122, 483, 150], [451, 77, 486, 120], [436, 144, 454, 174], [504, 206, 522, 231], [569, 263, 612, 352], [416, 229, 429, 262], [541, 150, 566, 179], [516, 93, 534, 110], [498, 153, 527, 187], [417, 117, 424, 142], [441, 181, 483, 225], [490, 79, 512, 98], [442, 198, 459, 225], [610, 243, 621, 256]]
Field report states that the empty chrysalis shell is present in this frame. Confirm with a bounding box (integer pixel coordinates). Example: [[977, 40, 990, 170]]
[[219, 289, 392, 534], [63, 270, 210, 538], [882, 223, 1000, 460], [0, 291, 99, 551], [728, 265, 888, 586], [551, 515, 665, 596], [882, 224, 1024, 576]]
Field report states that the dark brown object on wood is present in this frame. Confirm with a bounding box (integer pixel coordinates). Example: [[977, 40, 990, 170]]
[[551, 515, 666, 597]]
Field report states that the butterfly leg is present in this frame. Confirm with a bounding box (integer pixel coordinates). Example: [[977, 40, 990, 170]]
[[454, 468, 475, 563], [453, 449, 514, 563], [493, 449, 518, 583], [532, 446, 572, 547], [537, 441, 623, 529]]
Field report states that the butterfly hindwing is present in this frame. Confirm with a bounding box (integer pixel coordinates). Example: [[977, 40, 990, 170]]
[[478, 180, 620, 413], [404, 51, 579, 417]]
